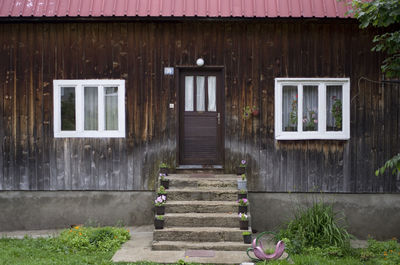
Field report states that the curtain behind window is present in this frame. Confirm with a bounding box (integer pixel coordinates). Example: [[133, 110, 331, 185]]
[[282, 85, 297, 131], [105, 87, 118, 130], [84, 86, 98, 130], [208, 76, 216, 112]]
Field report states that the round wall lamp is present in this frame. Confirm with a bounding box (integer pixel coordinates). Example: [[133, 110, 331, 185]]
[[196, 58, 205, 67]]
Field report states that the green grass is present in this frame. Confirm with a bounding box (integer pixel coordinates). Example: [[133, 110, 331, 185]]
[[0, 237, 114, 265], [0, 231, 399, 265]]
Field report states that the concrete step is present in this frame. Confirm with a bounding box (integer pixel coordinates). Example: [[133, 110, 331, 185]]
[[168, 174, 237, 189], [166, 200, 237, 213], [167, 188, 238, 201], [153, 227, 250, 242], [164, 213, 248, 228], [152, 240, 251, 251], [175, 165, 224, 174]]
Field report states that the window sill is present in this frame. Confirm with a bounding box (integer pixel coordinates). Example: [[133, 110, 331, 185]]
[[275, 131, 350, 140], [54, 131, 125, 138]]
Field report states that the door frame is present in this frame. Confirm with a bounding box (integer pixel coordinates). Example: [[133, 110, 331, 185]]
[[175, 66, 225, 166]]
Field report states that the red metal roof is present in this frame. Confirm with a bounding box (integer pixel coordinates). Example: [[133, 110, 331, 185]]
[[0, 0, 353, 18]]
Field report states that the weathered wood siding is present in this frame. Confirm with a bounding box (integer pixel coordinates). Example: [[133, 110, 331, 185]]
[[0, 20, 398, 192]]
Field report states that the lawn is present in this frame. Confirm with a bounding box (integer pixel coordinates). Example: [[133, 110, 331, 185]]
[[0, 226, 137, 265], [1, 235, 399, 265]]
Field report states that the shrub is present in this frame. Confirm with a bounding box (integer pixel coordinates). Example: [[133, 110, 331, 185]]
[[275, 202, 350, 254], [57, 226, 130, 252], [364, 238, 400, 264]]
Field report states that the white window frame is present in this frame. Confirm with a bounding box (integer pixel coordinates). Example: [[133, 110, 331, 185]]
[[275, 78, 350, 140], [53, 79, 125, 138]]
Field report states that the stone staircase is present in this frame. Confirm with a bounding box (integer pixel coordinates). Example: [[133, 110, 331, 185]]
[[152, 173, 251, 251]]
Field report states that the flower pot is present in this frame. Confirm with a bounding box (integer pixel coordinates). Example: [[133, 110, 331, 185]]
[[154, 219, 164, 229], [236, 166, 246, 175], [239, 220, 249, 230], [157, 193, 167, 200], [243, 234, 252, 244], [160, 179, 170, 189], [238, 205, 248, 214], [238, 193, 247, 200], [284, 126, 297, 131], [327, 126, 341, 131], [160, 168, 169, 175], [237, 179, 247, 190], [155, 205, 165, 215]]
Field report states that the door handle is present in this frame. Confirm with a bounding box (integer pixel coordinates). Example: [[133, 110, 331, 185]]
[[217, 113, 221, 125]]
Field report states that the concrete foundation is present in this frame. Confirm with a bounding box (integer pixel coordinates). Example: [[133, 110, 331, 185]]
[[249, 193, 400, 240], [1, 191, 399, 240], [0, 191, 153, 232]]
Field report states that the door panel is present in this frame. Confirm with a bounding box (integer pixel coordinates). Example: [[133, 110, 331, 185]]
[[179, 69, 223, 165]]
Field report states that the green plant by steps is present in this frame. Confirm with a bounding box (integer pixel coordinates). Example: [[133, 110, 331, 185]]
[[159, 162, 169, 168], [275, 202, 351, 254], [239, 189, 247, 194], [237, 198, 249, 206], [239, 213, 248, 221], [242, 231, 251, 236], [239, 160, 247, 168], [159, 173, 167, 181], [154, 195, 166, 206], [157, 186, 167, 195], [331, 96, 342, 130], [241, 174, 246, 180], [155, 215, 164, 220]]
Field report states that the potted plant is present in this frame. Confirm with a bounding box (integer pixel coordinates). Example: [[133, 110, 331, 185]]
[[243, 106, 252, 120], [303, 109, 318, 131], [331, 96, 342, 131], [154, 195, 166, 215], [239, 213, 249, 230], [154, 215, 164, 229], [159, 162, 169, 175], [251, 106, 259, 117], [237, 174, 247, 190], [238, 189, 247, 200], [242, 231, 252, 244], [157, 186, 167, 200], [285, 95, 297, 131], [159, 173, 170, 189], [238, 198, 249, 213], [237, 160, 246, 175]]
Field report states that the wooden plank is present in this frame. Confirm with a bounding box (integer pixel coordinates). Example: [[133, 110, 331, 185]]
[[3, 24, 16, 190], [17, 23, 30, 190], [0, 24, 4, 190]]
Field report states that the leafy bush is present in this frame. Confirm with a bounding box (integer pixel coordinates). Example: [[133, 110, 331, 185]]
[[57, 226, 130, 252], [363, 238, 400, 264], [275, 202, 350, 254]]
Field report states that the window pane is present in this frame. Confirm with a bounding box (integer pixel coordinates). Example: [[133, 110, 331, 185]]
[[196, 76, 205, 111], [105, 87, 118, 130], [84, 86, 98, 130], [282, 85, 298, 131], [208, 76, 217, 112], [303, 85, 318, 131], [327, 85, 343, 131], [61, 87, 76, 131], [185, 76, 194, 111]]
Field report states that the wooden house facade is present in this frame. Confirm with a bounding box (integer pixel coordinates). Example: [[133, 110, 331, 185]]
[[0, 0, 399, 234]]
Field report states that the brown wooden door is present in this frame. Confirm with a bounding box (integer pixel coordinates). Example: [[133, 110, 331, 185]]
[[179, 69, 224, 165]]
